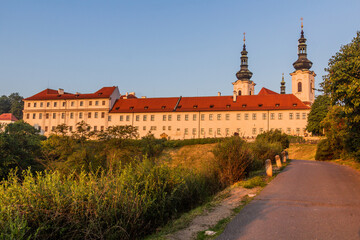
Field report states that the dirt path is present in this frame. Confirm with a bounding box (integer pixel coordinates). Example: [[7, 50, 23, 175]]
[[167, 186, 260, 240]]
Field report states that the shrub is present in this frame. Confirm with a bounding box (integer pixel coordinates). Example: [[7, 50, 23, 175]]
[[212, 137, 253, 186], [256, 129, 290, 149], [315, 138, 339, 160], [250, 139, 283, 168]]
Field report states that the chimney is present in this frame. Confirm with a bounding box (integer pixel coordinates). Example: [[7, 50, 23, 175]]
[[233, 91, 237, 102], [58, 88, 64, 95], [129, 92, 135, 96], [218, 92, 221, 96], [126, 92, 129, 96], [141, 96, 146, 98]]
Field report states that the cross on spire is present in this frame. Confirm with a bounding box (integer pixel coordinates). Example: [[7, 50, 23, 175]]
[[301, 17, 303, 30], [243, 32, 246, 43]]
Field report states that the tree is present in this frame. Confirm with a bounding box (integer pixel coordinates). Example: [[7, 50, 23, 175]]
[[0, 93, 24, 119], [322, 31, 360, 159], [0, 95, 11, 114], [306, 95, 331, 135]]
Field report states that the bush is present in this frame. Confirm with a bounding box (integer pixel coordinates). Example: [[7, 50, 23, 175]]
[[212, 137, 253, 186], [249, 139, 282, 169], [163, 138, 221, 148], [256, 129, 290, 149], [315, 138, 338, 160]]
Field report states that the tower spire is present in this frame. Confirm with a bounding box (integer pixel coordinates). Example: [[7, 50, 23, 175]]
[[236, 32, 253, 81], [280, 73, 286, 94], [293, 18, 312, 70]]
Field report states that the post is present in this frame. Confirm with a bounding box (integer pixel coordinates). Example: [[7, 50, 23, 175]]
[[285, 151, 289, 161], [281, 151, 286, 163], [265, 159, 272, 177], [275, 155, 282, 168]]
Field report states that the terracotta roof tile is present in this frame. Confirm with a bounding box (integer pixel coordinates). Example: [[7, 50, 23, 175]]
[[258, 87, 279, 95], [24, 87, 117, 100], [0, 113, 18, 121], [110, 97, 180, 113]]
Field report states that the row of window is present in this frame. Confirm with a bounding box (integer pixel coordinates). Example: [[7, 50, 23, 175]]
[[117, 112, 308, 122], [27, 100, 107, 108], [27, 112, 106, 120], [45, 125, 105, 132]]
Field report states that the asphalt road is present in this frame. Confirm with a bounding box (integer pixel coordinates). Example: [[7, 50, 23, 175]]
[[217, 160, 360, 240]]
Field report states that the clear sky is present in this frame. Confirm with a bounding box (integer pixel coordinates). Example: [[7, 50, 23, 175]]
[[1, 0, 359, 98]]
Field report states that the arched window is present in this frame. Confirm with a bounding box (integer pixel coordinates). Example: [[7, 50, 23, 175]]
[[298, 82, 302, 92], [238, 90, 242, 96], [249, 91, 252, 95]]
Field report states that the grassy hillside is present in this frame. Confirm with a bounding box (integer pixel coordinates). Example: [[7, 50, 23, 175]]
[[286, 143, 317, 160]]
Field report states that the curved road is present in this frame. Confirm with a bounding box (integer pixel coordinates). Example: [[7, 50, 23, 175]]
[[218, 160, 360, 240]]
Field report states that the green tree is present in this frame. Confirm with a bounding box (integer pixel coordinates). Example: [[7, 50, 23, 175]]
[[8, 93, 24, 119], [0, 95, 11, 114], [322, 31, 360, 159], [306, 95, 331, 135]]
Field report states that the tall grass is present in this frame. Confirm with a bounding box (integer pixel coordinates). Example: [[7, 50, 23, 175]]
[[0, 158, 220, 240]]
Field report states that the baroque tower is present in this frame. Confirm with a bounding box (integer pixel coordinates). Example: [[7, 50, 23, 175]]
[[233, 33, 255, 96], [280, 73, 286, 94], [290, 18, 316, 105]]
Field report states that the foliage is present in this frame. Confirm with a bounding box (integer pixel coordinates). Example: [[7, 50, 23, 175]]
[[249, 138, 282, 168], [97, 125, 139, 141], [0, 158, 221, 240], [306, 95, 331, 135], [163, 138, 221, 148], [315, 138, 335, 160], [0, 93, 24, 119], [212, 137, 253, 186], [256, 129, 290, 149], [0, 121, 44, 179], [322, 31, 360, 160]]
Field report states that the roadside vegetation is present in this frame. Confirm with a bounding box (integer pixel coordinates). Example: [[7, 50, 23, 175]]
[[0, 120, 290, 239]]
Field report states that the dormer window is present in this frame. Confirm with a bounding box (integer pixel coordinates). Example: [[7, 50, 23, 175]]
[[275, 104, 280, 107], [210, 105, 214, 108], [177, 105, 182, 109], [258, 104, 263, 107], [242, 104, 247, 108], [193, 105, 198, 109], [116, 107, 120, 110], [98, 93, 103, 96], [161, 106, 166, 109], [129, 106, 134, 110], [144, 106, 149, 109], [226, 105, 231, 108], [293, 103, 297, 107]]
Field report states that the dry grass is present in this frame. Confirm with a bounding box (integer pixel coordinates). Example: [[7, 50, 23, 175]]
[[158, 143, 217, 170], [286, 143, 317, 160]]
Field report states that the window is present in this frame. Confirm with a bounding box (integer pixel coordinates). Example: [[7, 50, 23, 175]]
[[47, 102, 50, 107], [39, 113, 42, 119], [70, 113, 74, 119], [209, 128, 213, 135], [34, 103, 37, 107], [289, 113, 294, 120], [151, 115, 155, 121], [168, 115, 172, 121], [192, 128, 196, 135], [94, 112, 98, 118], [143, 126, 146, 130], [225, 128, 229, 136], [101, 112, 105, 118], [185, 114, 189, 121], [217, 114, 221, 120], [53, 113, 56, 119], [108, 116, 112, 121], [54, 102, 57, 107], [40, 102, 43, 107], [296, 113, 300, 119], [79, 112, 83, 119], [302, 113, 306, 119], [252, 113, 256, 120], [163, 126, 166, 131], [287, 128, 291, 134], [270, 113, 275, 120], [120, 115, 124, 121], [278, 113, 283, 120], [237, 114, 241, 120], [102, 101, 106, 106], [27, 103, 30, 107], [177, 128, 180, 131], [168, 126, 171, 130], [32, 113, 36, 119], [80, 101, 83, 106], [185, 128, 189, 135], [71, 101, 74, 107], [298, 82, 302, 92], [89, 101, 92, 106], [177, 115, 181, 121], [209, 114, 213, 120], [163, 115, 166, 121], [193, 114, 197, 121], [126, 115, 130, 121], [238, 90, 242, 96], [252, 128, 257, 135], [101, 126, 104, 131], [136, 115, 140, 121], [62, 102, 66, 107], [45, 126, 48, 132], [226, 114, 230, 120], [46, 113, 49, 119], [94, 126, 98, 131], [88, 112, 91, 118], [201, 114, 205, 121], [217, 128, 221, 135], [262, 113, 267, 120], [201, 128, 205, 135], [95, 101, 99, 106], [150, 126, 157, 130], [260, 128, 264, 133], [296, 128, 300, 134], [245, 114, 249, 120], [52, 126, 55, 131], [143, 115, 147, 121]]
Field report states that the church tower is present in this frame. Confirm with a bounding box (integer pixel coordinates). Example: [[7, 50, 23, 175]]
[[233, 33, 255, 97], [280, 73, 286, 94], [290, 19, 316, 105]]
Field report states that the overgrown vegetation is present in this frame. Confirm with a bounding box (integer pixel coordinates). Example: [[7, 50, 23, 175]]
[[0, 93, 24, 120], [0, 121, 290, 239]]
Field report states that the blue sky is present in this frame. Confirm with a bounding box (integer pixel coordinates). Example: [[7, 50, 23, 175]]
[[1, 0, 359, 98]]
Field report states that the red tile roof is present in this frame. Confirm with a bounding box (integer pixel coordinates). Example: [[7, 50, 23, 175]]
[[0, 113, 18, 121], [24, 87, 117, 100], [110, 88, 310, 113]]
